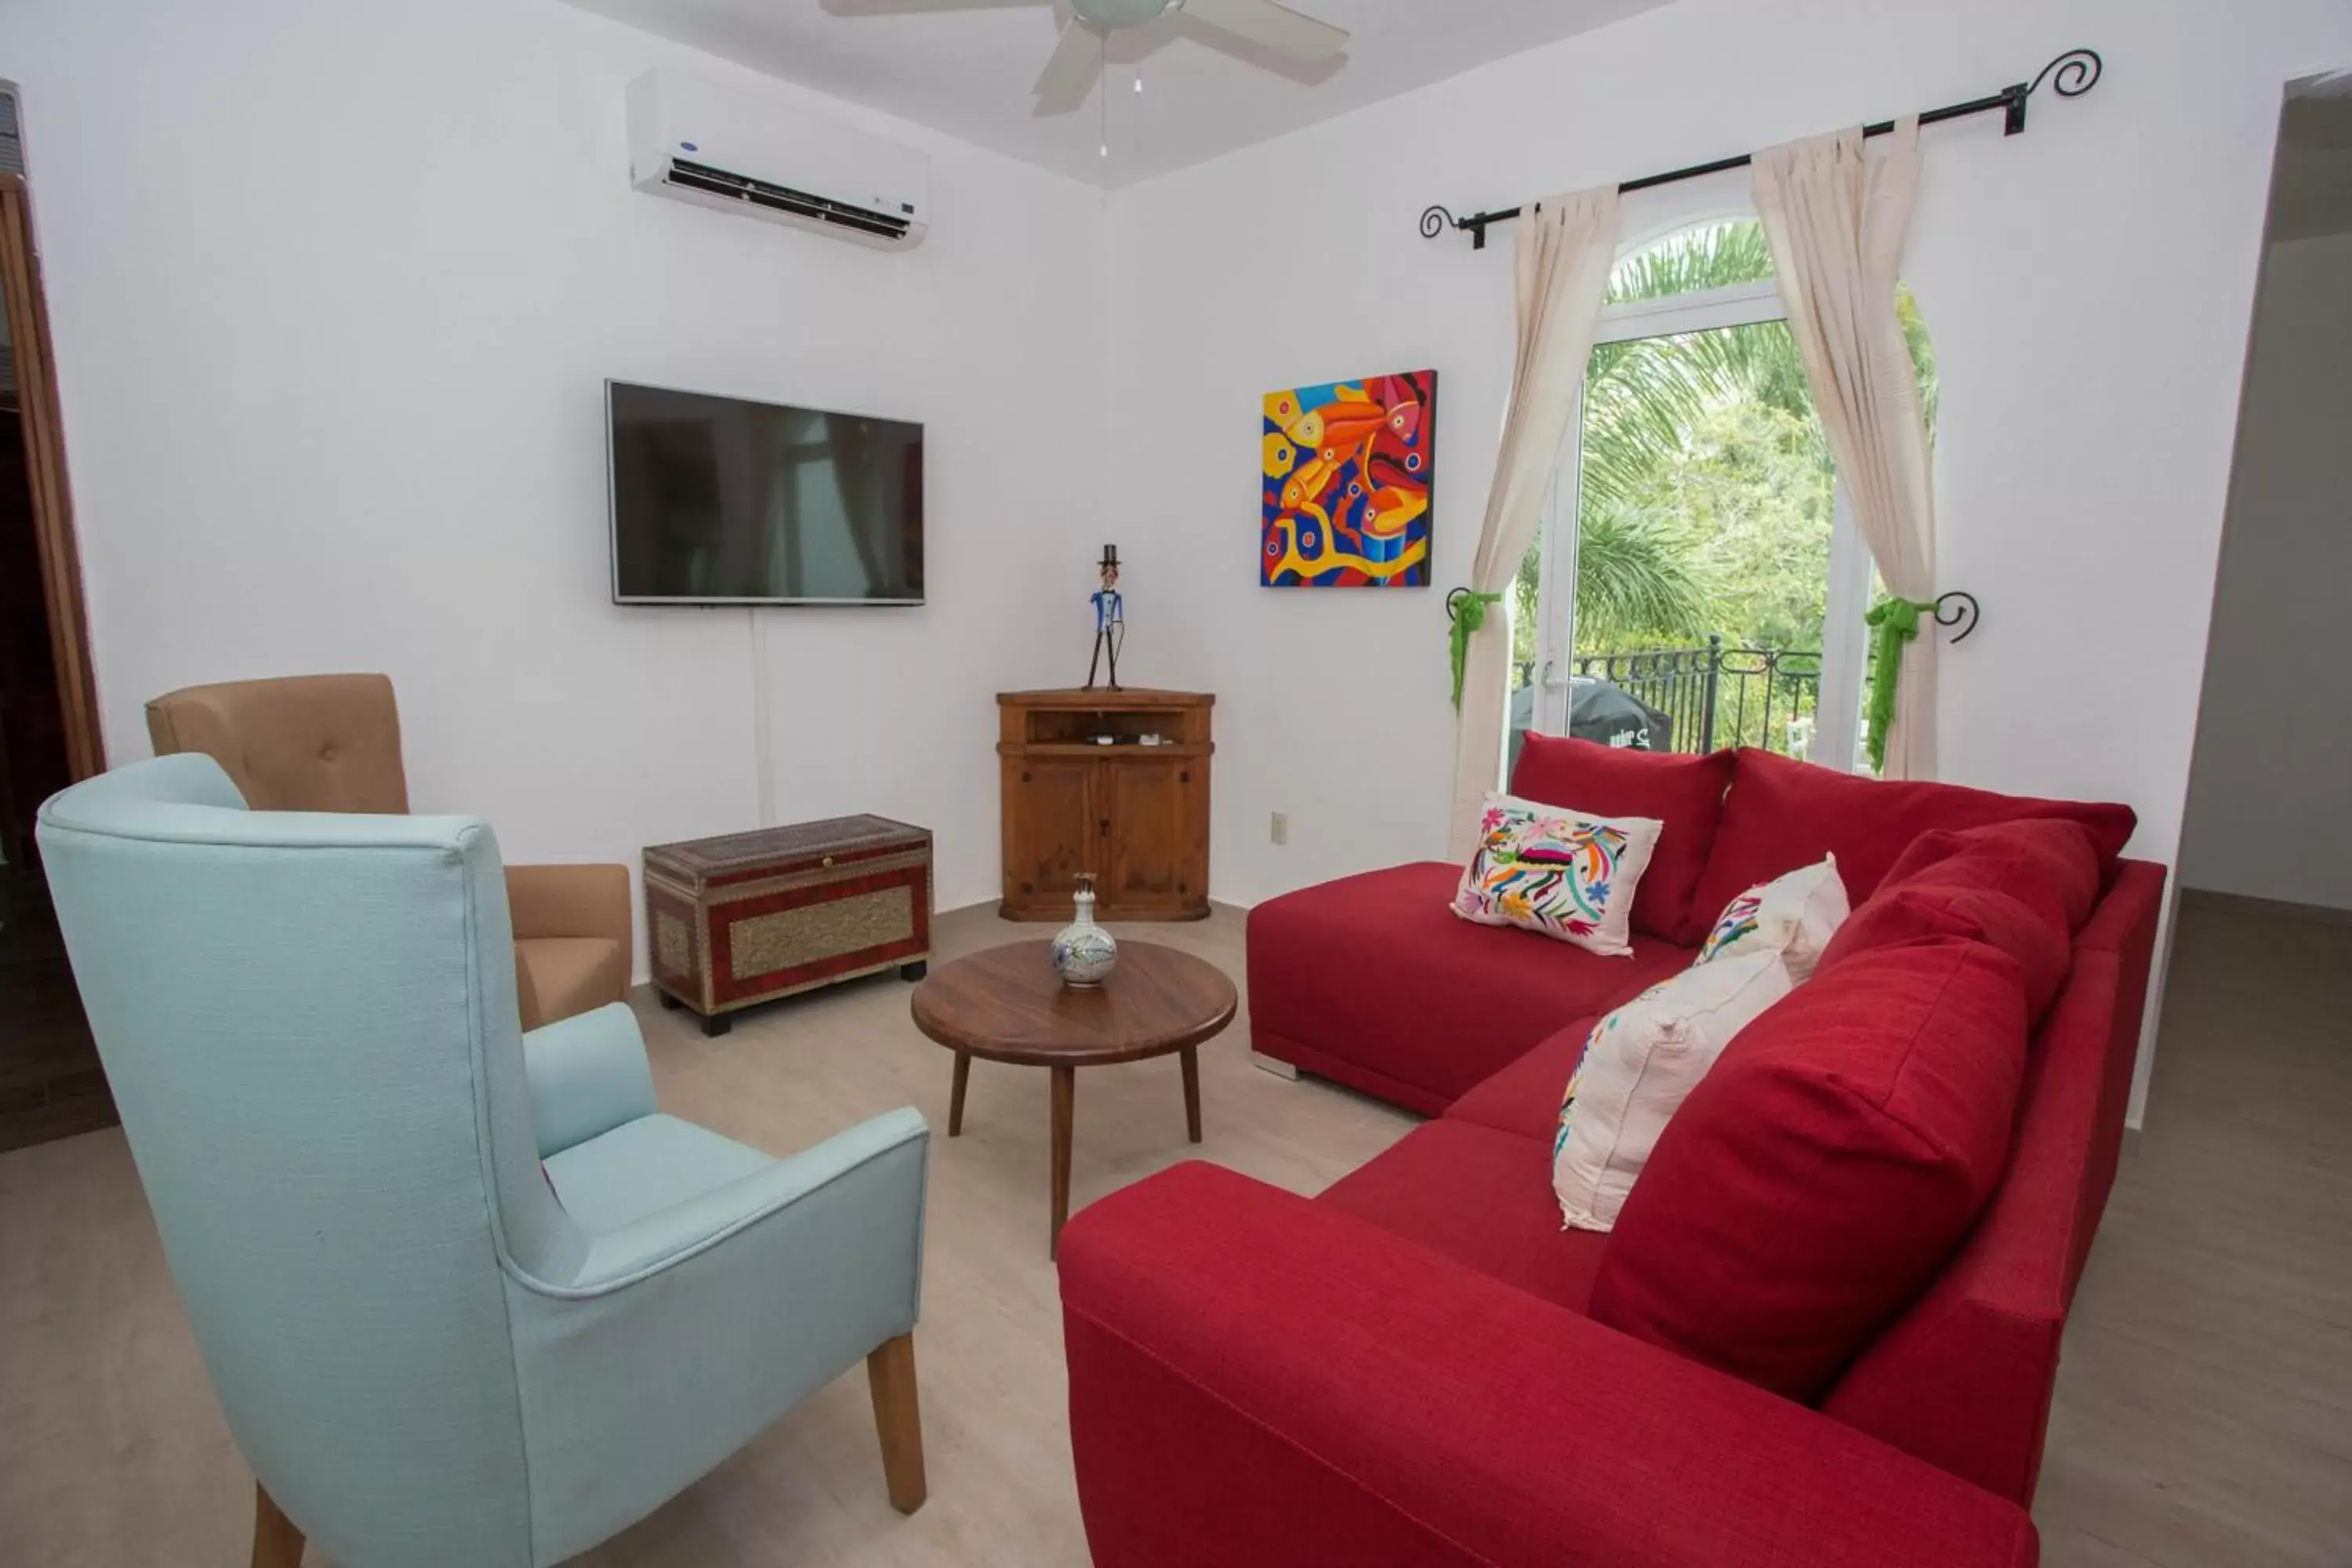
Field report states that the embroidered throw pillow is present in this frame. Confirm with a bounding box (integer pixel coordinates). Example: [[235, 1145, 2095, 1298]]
[[1553, 949, 1791, 1232], [1452, 793, 1664, 958], [1694, 855, 1850, 982]]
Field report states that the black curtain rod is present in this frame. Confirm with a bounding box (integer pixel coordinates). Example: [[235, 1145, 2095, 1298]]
[[1419, 48, 2103, 249]]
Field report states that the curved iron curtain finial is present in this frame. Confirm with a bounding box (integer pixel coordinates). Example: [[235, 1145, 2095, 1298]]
[[1935, 591, 1981, 644], [1420, 205, 1460, 240], [2028, 48, 2103, 101]]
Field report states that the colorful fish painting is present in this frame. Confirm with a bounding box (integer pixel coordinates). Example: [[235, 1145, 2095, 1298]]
[[1261, 368, 1436, 588]]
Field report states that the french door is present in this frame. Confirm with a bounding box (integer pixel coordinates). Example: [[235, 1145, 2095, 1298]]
[[1518, 244, 1874, 775]]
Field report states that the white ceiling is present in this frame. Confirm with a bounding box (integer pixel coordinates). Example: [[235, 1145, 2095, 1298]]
[[559, 0, 1668, 187]]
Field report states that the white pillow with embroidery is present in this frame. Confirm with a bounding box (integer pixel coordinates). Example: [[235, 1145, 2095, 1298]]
[[1693, 855, 1850, 983], [1450, 793, 1663, 958], [1552, 949, 1791, 1232]]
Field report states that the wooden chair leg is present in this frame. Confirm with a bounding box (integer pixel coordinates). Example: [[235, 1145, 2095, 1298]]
[[866, 1331, 928, 1515], [252, 1482, 305, 1568]]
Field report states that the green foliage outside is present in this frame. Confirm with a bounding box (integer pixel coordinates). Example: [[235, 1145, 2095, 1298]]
[[1511, 220, 1937, 687]]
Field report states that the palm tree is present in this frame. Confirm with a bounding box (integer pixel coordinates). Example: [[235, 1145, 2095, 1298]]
[[1523, 218, 1939, 669], [1581, 221, 1810, 511], [1518, 221, 1787, 672], [1512, 503, 1711, 673], [1586, 221, 1940, 497]]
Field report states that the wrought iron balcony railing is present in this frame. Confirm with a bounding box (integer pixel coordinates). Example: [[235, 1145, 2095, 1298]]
[[1514, 636, 1823, 761]]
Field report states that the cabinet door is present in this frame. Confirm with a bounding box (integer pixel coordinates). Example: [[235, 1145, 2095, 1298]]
[[1005, 757, 1095, 908], [1102, 759, 1199, 913]]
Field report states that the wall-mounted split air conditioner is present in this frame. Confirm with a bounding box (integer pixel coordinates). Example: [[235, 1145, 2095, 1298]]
[[626, 69, 930, 251]]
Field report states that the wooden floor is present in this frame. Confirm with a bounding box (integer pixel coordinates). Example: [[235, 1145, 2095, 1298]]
[[0, 900, 2345, 1566]]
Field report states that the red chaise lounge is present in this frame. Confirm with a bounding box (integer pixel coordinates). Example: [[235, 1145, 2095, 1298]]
[[1058, 738, 2160, 1567]]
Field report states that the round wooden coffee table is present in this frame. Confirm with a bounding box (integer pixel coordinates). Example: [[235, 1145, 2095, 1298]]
[[909, 940, 1237, 1258]]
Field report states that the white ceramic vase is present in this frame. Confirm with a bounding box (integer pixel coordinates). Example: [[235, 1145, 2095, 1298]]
[[1051, 876, 1119, 986]]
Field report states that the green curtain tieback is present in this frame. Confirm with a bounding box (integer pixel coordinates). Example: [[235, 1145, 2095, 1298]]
[[1447, 589, 1504, 710], [1863, 596, 1941, 773]]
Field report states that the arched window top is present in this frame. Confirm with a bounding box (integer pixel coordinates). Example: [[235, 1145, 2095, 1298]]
[[1607, 216, 1775, 306], [1595, 212, 1940, 433]]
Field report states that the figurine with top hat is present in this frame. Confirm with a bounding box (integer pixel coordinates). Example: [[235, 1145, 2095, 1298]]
[[1087, 543, 1125, 691]]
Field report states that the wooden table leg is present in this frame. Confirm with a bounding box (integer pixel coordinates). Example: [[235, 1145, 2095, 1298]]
[[1181, 1044, 1203, 1144], [1049, 1065, 1075, 1259], [948, 1051, 971, 1138]]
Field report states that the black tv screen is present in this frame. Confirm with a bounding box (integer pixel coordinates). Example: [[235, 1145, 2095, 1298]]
[[607, 380, 924, 604]]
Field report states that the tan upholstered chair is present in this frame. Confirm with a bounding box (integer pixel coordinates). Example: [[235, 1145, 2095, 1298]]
[[145, 674, 632, 1029]]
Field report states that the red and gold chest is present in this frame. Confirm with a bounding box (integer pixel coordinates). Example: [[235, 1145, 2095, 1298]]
[[643, 815, 933, 1036]]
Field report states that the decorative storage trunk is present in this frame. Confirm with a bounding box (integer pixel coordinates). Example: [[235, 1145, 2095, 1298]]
[[644, 816, 933, 1036]]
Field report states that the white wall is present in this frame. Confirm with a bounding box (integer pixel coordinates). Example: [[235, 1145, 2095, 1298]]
[[0, 0, 1108, 963], [1102, 0, 2352, 1122], [11, 0, 2349, 1120], [2180, 230, 2352, 908]]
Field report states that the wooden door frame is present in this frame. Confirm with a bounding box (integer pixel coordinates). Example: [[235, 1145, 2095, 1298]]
[[0, 170, 103, 782]]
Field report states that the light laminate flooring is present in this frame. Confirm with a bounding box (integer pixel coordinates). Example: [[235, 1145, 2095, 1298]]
[[0, 901, 2346, 1566]]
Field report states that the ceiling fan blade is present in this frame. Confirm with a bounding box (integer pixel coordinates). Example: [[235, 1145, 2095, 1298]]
[[1033, 16, 1105, 103], [1179, 0, 1348, 60], [822, 0, 1049, 13]]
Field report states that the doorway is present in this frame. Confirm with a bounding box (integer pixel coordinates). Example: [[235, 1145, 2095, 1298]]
[[0, 82, 111, 1152], [2179, 73, 2352, 921]]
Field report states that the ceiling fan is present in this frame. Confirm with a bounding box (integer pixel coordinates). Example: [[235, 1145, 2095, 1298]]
[[843, 0, 1351, 107]]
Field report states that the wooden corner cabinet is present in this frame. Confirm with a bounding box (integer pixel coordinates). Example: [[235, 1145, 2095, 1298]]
[[999, 688, 1213, 922]]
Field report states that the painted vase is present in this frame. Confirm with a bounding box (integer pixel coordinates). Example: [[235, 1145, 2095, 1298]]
[[1051, 876, 1119, 987]]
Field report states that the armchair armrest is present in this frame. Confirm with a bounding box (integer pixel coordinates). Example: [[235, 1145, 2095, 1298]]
[[521, 1003, 658, 1159], [1059, 1163, 2037, 1568], [568, 1108, 930, 1290], [506, 862, 632, 950], [507, 1109, 931, 1562]]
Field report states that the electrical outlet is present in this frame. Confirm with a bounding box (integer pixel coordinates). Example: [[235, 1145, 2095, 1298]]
[[1270, 811, 1290, 846]]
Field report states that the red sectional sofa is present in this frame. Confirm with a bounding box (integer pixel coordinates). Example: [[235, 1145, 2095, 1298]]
[[1059, 739, 2162, 1567]]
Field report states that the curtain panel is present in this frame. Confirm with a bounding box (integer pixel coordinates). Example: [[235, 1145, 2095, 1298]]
[[1753, 117, 1940, 779], [1446, 186, 1621, 860]]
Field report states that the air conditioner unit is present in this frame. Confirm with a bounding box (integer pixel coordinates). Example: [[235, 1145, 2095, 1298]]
[[626, 69, 929, 250]]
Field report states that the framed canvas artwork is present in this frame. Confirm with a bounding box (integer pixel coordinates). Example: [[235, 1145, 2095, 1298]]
[[1261, 368, 1436, 587]]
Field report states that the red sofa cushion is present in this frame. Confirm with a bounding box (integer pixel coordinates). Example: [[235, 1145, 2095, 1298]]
[[1820, 819, 2104, 1018], [1822, 862, 2165, 1504], [1443, 1014, 1599, 1143], [1510, 735, 1734, 942], [1822, 887, 2069, 1020], [1590, 938, 2028, 1403], [1878, 818, 2104, 935], [1682, 748, 2136, 945], [1248, 862, 1690, 1113], [1319, 1119, 1610, 1313]]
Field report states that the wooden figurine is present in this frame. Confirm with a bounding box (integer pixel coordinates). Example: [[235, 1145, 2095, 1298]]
[[1087, 544, 1125, 691]]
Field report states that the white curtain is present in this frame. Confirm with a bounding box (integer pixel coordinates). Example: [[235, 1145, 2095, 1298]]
[[1446, 186, 1621, 859], [1753, 116, 1938, 779]]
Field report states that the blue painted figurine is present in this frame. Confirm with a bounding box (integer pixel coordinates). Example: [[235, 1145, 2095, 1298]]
[[1087, 543, 1124, 691]]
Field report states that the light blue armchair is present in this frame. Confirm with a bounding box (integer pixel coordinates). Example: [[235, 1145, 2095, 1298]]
[[37, 755, 932, 1568]]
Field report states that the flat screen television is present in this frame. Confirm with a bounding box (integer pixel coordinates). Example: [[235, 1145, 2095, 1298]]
[[607, 380, 924, 605]]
